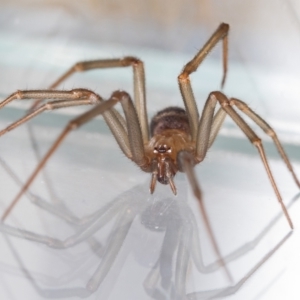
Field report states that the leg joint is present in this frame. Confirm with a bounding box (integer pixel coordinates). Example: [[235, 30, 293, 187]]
[[15, 90, 23, 99], [67, 121, 79, 131], [71, 89, 101, 103], [74, 62, 85, 72], [229, 98, 248, 111], [110, 90, 131, 103], [45, 103, 54, 110], [181, 61, 197, 75], [178, 72, 190, 82], [253, 137, 262, 147], [122, 56, 142, 67], [209, 91, 228, 107], [266, 129, 276, 138]]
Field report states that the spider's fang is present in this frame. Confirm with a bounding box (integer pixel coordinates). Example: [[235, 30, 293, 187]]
[[168, 177, 177, 195]]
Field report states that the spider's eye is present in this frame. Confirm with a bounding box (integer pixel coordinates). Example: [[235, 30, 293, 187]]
[[154, 145, 171, 154]]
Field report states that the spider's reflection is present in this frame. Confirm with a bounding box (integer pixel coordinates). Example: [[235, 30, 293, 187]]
[[0, 162, 296, 299]]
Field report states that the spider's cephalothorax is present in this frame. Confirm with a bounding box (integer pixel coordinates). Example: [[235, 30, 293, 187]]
[[146, 107, 194, 194]]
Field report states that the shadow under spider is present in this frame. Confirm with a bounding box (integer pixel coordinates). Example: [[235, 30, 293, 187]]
[[0, 153, 298, 299]]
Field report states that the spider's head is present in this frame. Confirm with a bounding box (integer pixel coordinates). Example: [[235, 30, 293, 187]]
[[154, 144, 177, 185], [149, 144, 178, 195]]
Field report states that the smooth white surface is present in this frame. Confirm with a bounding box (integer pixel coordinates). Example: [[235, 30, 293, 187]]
[[0, 83, 299, 299], [0, 3, 300, 300], [0, 108, 299, 300]]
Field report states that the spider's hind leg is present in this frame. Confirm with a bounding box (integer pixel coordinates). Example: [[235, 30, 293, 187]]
[[211, 91, 295, 229], [229, 97, 300, 188], [1, 90, 148, 221]]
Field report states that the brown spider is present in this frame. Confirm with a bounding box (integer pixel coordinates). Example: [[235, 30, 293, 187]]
[[0, 23, 299, 281]]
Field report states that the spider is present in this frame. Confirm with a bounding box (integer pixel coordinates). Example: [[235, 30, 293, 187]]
[[0, 23, 299, 283]]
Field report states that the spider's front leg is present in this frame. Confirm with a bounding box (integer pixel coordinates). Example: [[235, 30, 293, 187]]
[[31, 56, 149, 143], [178, 23, 229, 140]]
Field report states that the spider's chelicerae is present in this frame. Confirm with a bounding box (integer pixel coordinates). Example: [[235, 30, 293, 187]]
[[1, 23, 299, 281]]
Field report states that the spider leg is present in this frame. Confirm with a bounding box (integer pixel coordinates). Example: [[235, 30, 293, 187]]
[[0, 89, 100, 136], [177, 150, 233, 283], [0, 89, 131, 158], [1, 96, 118, 221], [1, 91, 147, 221], [115, 91, 147, 166], [178, 23, 229, 140], [31, 57, 149, 143], [1, 149, 147, 257], [208, 107, 227, 148], [195, 93, 226, 162], [0, 154, 109, 261], [24, 58, 149, 209], [210, 91, 294, 229], [230, 97, 300, 188]]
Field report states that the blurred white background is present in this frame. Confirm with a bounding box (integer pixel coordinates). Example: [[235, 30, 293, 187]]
[[0, 1, 300, 300]]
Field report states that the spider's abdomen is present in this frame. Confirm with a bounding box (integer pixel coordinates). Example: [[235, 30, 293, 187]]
[[150, 107, 190, 137]]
